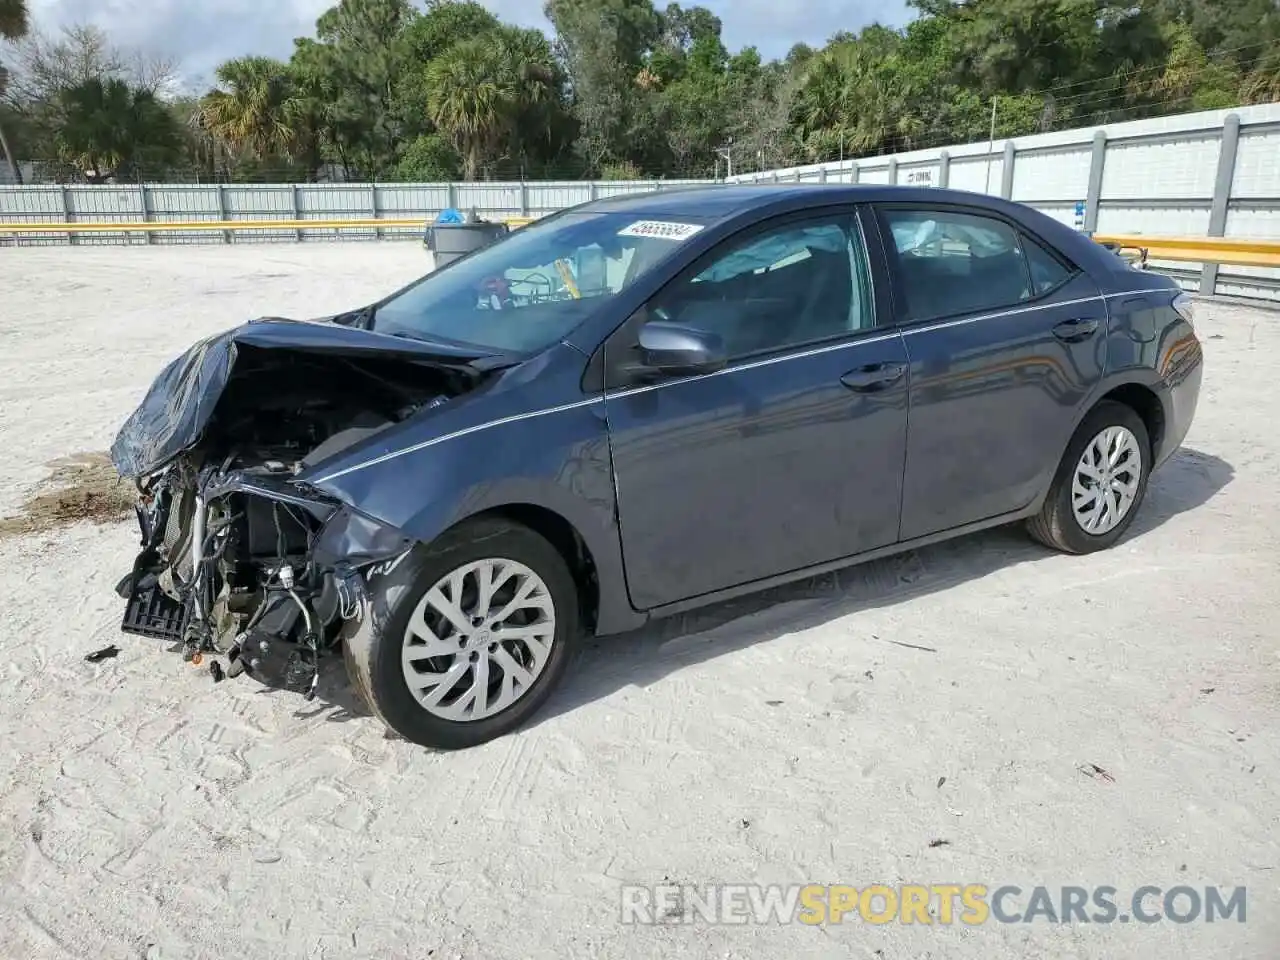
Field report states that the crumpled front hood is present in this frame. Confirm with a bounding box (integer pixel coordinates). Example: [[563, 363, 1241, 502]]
[[110, 317, 492, 480]]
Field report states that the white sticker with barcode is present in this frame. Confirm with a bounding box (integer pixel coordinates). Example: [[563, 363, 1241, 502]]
[[617, 220, 705, 241]]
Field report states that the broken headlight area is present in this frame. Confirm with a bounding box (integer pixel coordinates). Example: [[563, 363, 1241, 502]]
[[109, 316, 500, 697], [118, 463, 414, 699]]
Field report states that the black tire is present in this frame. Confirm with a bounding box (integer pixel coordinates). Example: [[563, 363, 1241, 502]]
[[342, 516, 578, 749], [1028, 400, 1151, 554]]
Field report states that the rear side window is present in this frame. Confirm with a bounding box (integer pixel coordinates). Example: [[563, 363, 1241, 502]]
[[880, 208, 1074, 322]]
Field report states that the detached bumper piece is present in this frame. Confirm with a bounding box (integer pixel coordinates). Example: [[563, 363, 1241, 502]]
[[120, 570, 191, 642]]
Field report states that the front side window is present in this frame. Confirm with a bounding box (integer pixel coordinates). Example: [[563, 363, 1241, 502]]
[[881, 208, 1075, 322], [371, 212, 708, 353], [647, 213, 875, 359]]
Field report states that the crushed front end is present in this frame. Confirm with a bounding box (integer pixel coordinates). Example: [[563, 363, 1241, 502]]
[[118, 464, 415, 696], [110, 317, 491, 696]]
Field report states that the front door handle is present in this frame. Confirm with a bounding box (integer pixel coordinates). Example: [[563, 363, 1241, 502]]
[[841, 362, 907, 393], [1053, 318, 1101, 343]]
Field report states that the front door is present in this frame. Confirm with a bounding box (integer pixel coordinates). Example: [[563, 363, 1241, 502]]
[[874, 204, 1107, 541], [601, 209, 911, 611]]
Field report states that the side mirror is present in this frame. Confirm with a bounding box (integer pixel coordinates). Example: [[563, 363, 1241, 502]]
[[636, 321, 727, 377]]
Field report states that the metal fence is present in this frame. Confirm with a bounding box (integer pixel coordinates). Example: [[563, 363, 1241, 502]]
[[3, 102, 1279, 299], [728, 102, 1280, 302], [0, 179, 713, 247]]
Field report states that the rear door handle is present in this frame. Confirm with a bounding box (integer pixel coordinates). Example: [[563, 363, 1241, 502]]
[[841, 362, 906, 393], [1053, 318, 1100, 343]]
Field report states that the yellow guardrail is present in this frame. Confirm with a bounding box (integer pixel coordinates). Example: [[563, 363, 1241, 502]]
[[0, 216, 537, 235], [1092, 234, 1280, 268]]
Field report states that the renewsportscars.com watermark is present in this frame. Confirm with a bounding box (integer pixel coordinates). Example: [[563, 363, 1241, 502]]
[[620, 884, 1247, 926]]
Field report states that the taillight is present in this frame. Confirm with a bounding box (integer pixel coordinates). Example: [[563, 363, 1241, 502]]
[[1172, 292, 1196, 329]]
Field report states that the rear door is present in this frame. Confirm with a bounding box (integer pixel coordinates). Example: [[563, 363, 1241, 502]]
[[874, 204, 1107, 541], [600, 207, 911, 610]]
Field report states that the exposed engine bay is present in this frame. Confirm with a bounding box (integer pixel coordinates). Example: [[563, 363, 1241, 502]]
[[112, 318, 492, 697]]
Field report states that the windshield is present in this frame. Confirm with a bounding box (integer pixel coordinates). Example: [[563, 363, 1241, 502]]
[[371, 211, 709, 353]]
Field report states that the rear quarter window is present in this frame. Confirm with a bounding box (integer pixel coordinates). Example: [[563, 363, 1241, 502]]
[[1021, 235, 1077, 296]]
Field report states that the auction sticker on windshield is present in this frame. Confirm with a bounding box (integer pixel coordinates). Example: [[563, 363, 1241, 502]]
[[618, 220, 705, 241]]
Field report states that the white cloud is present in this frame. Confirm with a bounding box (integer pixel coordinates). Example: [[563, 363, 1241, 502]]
[[26, 0, 910, 89]]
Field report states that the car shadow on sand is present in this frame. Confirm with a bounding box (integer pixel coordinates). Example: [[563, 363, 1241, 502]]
[[534, 446, 1234, 726], [254, 447, 1233, 732]]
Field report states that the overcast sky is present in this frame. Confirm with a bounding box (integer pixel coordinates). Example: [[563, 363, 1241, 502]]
[[26, 0, 912, 89]]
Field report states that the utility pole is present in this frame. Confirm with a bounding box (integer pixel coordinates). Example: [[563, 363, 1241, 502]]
[[715, 139, 734, 180], [983, 96, 998, 195]]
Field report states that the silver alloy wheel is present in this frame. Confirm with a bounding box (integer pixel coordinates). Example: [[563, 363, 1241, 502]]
[[401, 558, 556, 722], [1071, 425, 1143, 535]]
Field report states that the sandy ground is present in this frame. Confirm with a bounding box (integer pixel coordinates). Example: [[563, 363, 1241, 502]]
[[0, 242, 1277, 960]]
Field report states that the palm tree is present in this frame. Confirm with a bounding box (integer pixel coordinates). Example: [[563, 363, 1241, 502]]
[[424, 29, 561, 180], [793, 39, 925, 159], [0, 0, 28, 183], [56, 77, 179, 181], [424, 38, 514, 179], [198, 56, 302, 161]]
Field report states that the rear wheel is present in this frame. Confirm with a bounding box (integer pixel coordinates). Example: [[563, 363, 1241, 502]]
[[343, 517, 577, 749], [1028, 401, 1151, 554]]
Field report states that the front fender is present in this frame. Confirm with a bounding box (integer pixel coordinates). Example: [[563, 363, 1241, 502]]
[[300, 396, 645, 636]]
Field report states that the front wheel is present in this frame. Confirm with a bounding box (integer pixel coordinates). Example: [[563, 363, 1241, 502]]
[[1028, 400, 1151, 554], [343, 517, 578, 749]]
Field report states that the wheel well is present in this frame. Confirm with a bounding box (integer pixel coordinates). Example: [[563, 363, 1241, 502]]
[[1099, 383, 1165, 456], [475, 504, 601, 633]]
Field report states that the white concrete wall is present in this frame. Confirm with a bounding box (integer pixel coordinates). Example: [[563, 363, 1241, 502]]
[[728, 102, 1280, 302]]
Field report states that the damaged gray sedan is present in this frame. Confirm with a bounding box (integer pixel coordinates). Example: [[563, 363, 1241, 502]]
[[112, 185, 1203, 749]]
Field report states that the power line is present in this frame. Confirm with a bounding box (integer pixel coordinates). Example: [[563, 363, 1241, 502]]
[[1010, 37, 1280, 102]]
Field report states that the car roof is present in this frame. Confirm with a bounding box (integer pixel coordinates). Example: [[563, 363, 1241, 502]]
[[579, 182, 1021, 221]]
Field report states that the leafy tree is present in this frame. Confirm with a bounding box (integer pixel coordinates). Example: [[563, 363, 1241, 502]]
[[0, 17, 177, 182], [910, 0, 1163, 111], [1241, 46, 1280, 104], [641, 4, 732, 174], [1134, 23, 1241, 112], [721, 48, 799, 173], [5, 0, 1277, 185], [4, 23, 177, 107], [1151, 0, 1280, 72], [403, 0, 502, 62], [392, 1, 503, 139], [308, 0, 416, 177], [600, 159, 643, 179], [546, 0, 662, 174], [393, 132, 461, 180]]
